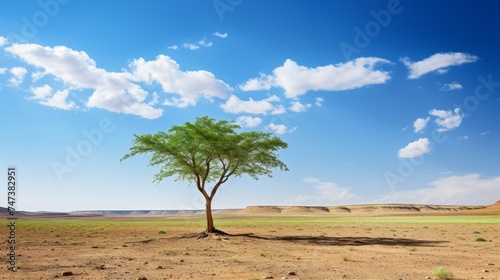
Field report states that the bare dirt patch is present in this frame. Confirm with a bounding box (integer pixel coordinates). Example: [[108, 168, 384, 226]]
[[2, 207, 500, 279]]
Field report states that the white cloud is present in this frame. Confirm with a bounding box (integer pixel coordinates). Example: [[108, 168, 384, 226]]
[[9, 67, 28, 86], [458, 135, 469, 140], [377, 174, 500, 205], [148, 92, 159, 106], [398, 138, 431, 158], [265, 123, 290, 135], [286, 178, 359, 205], [6, 43, 162, 118], [429, 108, 463, 132], [265, 94, 281, 102], [289, 100, 311, 113], [315, 97, 324, 106], [30, 84, 76, 110], [413, 117, 430, 133], [40, 89, 76, 110], [239, 73, 274, 91], [481, 131, 490, 136], [241, 57, 392, 98], [198, 38, 212, 47], [162, 97, 192, 108], [271, 105, 286, 115], [31, 84, 53, 99], [213, 32, 228, 38], [167, 45, 178, 50], [0, 36, 7, 46], [436, 69, 449, 74], [0, 67, 7, 74], [220, 95, 282, 115], [182, 43, 199, 50], [440, 82, 463, 91], [6, 43, 231, 118], [31, 71, 47, 81], [236, 116, 262, 128], [401, 52, 479, 79], [131, 55, 231, 107]]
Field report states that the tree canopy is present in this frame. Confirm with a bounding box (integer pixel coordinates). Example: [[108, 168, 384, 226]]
[[121, 116, 289, 235]]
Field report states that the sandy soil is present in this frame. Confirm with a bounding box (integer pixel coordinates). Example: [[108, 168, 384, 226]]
[[2, 204, 500, 280]]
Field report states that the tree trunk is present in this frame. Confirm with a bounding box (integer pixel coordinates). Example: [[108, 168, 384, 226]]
[[205, 197, 215, 233]]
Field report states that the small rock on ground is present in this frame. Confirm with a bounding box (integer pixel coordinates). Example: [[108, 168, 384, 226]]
[[61, 271, 73, 276]]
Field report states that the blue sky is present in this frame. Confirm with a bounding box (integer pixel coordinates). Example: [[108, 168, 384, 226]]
[[1, 0, 499, 212]]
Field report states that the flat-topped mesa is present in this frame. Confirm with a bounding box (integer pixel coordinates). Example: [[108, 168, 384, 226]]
[[237, 204, 488, 215]]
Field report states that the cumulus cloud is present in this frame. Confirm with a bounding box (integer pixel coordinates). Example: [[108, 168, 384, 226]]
[[213, 32, 228, 38], [265, 123, 289, 135], [5, 44, 160, 118], [413, 117, 430, 133], [131, 55, 231, 106], [0, 67, 7, 74], [440, 82, 463, 91], [220, 95, 283, 115], [401, 52, 479, 79], [236, 116, 262, 128], [9, 67, 27, 86], [265, 94, 281, 102], [289, 100, 312, 112], [315, 97, 324, 106], [239, 73, 274, 91], [31, 84, 53, 99], [398, 138, 431, 158], [377, 174, 500, 205], [285, 178, 360, 205], [240, 57, 392, 98], [30, 84, 76, 110], [40, 89, 76, 110], [429, 108, 463, 132], [5, 43, 230, 118]]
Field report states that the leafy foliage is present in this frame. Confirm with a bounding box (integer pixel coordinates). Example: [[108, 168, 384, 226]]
[[121, 116, 289, 201]]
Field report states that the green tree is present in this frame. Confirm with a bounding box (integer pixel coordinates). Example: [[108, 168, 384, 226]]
[[121, 116, 288, 237]]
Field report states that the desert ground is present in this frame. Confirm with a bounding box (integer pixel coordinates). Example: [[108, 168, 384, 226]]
[[2, 202, 500, 280]]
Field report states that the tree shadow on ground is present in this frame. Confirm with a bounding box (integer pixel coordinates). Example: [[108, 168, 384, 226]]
[[224, 233, 448, 247]]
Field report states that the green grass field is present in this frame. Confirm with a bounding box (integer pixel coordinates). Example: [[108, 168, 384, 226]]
[[17, 214, 500, 229]]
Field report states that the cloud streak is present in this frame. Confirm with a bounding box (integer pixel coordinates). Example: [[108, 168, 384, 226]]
[[401, 52, 478, 79]]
